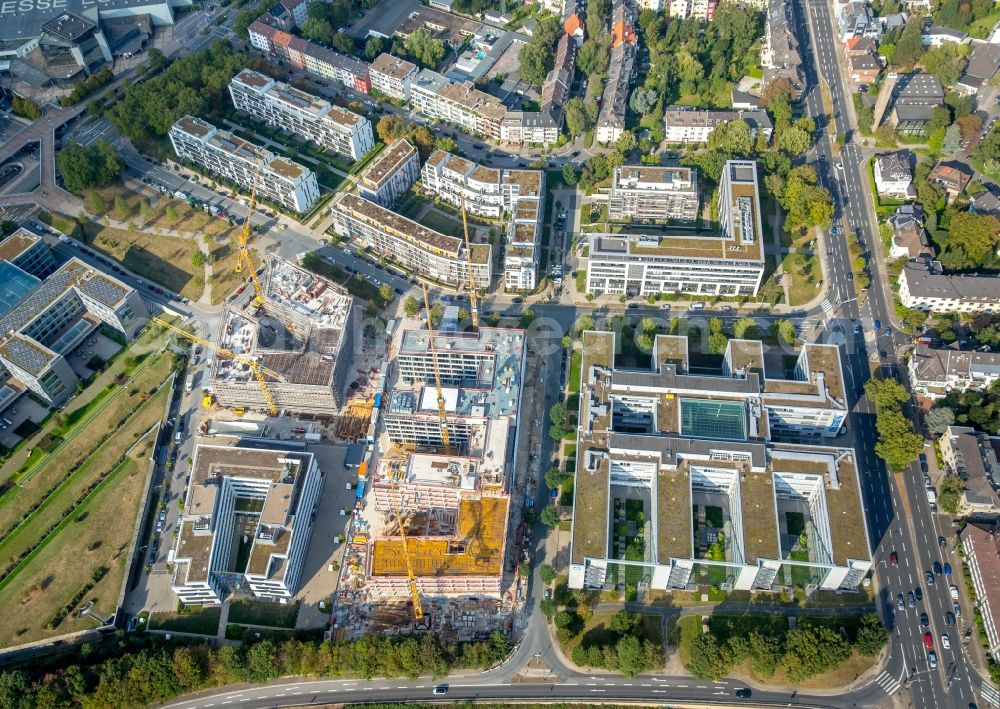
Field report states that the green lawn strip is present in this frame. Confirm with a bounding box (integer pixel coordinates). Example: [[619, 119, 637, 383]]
[[568, 350, 582, 394], [49, 385, 115, 438], [9, 352, 161, 488], [0, 379, 169, 566], [227, 599, 300, 628], [0, 428, 155, 594], [149, 606, 222, 635]]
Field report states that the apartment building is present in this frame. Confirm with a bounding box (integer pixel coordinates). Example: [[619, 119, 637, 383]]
[[229, 69, 374, 161], [608, 166, 699, 223], [663, 106, 774, 143], [762, 0, 805, 97], [960, 521, 1000, 660], [501, 34, 576, 145], [898, 259, 1000, 313], [248, 19, 371, 93], [586, 161, 764, 297], [940, 427, 1000, 516], [568, 330, 870, 595], [665, 0, 719, 19], [357, 138, 421, 208], [211, 257, 355, 417], [0, 234, 147, 407], [169, 116, 320, 213], [352, 326, 525, 600], [172, 446, 323, 604], [330, 193, 492, 287], [596, 0, 637, 144], [369, 53, 418, 101], [421, 150, 544, 289], [411, 68, 507, 140], [908, 344, 1000, 399]]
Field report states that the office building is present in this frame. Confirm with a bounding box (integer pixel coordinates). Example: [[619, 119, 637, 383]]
[[897, 259, 1000, 313], [908, 345, 1000, 399], [568, 330, 870, 595], [586, 161, 764, 297], [608, 166, 699, 223], [229, 69, 374, 161], [0, 232, 147, 407], [211, 257, 355, 417], [357, 139, 422, 208], [172, 445, 323, 604], [248, 19, 371, 93], [331, 194, 492, 287], [169, 116, 320, 213], [342, 326, 525, 601], [369, 53, 418, 101]]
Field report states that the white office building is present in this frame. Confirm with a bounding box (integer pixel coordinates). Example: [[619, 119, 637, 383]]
[[169, 116, 320, 213], [608, 166, 699, 223], [229, 69, 374, 161]]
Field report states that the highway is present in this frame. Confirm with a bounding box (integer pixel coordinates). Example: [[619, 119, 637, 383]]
[[799, 0, 981, 707]]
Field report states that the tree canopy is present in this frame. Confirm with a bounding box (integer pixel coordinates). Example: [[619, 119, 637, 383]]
[[57, 141, 121, 195], [518, 17, 562, 86], [404, 28, 446, 68]]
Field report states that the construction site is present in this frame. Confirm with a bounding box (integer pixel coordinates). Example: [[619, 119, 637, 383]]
[[210, 256, 357, 417], [331, 322, 528, 640]]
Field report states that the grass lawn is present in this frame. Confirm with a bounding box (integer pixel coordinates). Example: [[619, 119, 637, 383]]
[[0, 350, 173, 539], [968, 7, 1000, 37], [39, 211, 81, 238], [420, 209, 465, 238], [0, 374, 171, 576], [568, 350, 582, 394], [0, 381, 168, 646], [784, 251, 821, 306], [79, 224, 204, 300], [227, 599, 300, 628], [209, 241, 259, 305], [150, 606, 222, 636]]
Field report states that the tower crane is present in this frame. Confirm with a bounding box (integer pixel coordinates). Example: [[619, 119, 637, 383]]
[[152, 317, 284, 416], [235, 164, 265, 307], [460, 197, 479, 331], [421, 284, 451, 452], [390, 480, 424, 621]]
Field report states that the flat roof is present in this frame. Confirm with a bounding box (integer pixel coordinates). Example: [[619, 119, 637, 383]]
[[657, 468, 692, 561], [0, 0, 162, 43], [591, 230, 764, 263], [739, 470, 780, 564], [359, 138, 417, 190], [371, 52, 418, 80]]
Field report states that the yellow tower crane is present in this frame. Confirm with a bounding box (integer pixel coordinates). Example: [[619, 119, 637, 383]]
[[390, 480, 424, 622], [421, 284, 451, 451], [153, 317, 284, 416], [235, 164, 265, 307], [460, 197, 479, 331]]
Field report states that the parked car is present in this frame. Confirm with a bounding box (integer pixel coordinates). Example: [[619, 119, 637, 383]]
[[923, 632, 933, 649], [951, 585, 959, 600]]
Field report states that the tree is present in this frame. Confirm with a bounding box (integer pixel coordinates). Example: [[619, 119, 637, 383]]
[[11, 95, 41, 120], [957, 114, 982, 143], [586, 0, 612, 38], [875, 410, 925, 472], [577, 38, 611, 77], [779, 125, 811, 155], [615, 131, 638, 154], [549, 402, 567, 428], [562, 163, 579, 185], [782, 624, 851, 682], [300, 17, 336, 45], [892, 17, 925, 68], [57, 140, 121, 194], [365, 36, 387, 59], [376, 114, 406, 143], [148, 47, 167, 71], [331, 32, 354, 53], [434, 135, 458, 153], [84, 191, 107, 215], [944, 124, 962, 155], [113, 194, 130, 220], [926, 406, 956, 435], [615, 634, 658, 677], [564, 97, 596, 137], [759, 78, 796, 108], [610, 610, 641, 633], [732, 316, 757, 339], [575, 315, 595, 334], [545, 467, 567, 490], [854, 613, 887, 656], [629, 87, 658, 115], [405, 28, 446, 68], [774, 319, 796, 345], [164, 204, 179, 224], [403, 296, 420, 317], [539, 564, 556, 585], [379, 283, 394, 302], [938, 474, 965, 514], [192, 251, 205, 269], [942, 212, 1000, 268], [541, 504, 560, 527], [922, 43, 968, 87], [686, 633, 728, 679]]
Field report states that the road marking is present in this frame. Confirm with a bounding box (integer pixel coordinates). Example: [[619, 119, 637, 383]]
[[652, 690, 667, 694], [589, 689, 606, 693], [875, 670, 901, 695]]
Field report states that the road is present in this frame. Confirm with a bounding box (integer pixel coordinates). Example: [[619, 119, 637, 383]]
[[799, 0, 981, 707]]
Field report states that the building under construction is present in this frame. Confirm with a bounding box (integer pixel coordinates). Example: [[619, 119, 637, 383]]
[[210, 257, 356, 416], [340, 327, 526, 618]]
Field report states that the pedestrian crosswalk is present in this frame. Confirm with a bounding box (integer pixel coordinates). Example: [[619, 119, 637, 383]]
[[874, 670, 901, 696], [981, 679, 1000, 706], [819, 299, 835, 319]]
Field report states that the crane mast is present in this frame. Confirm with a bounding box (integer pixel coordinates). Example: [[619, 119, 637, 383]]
[[152, 317, 282, 416], [421, 285, 451, 451], [460, 197, 479, 330], [235, 164, 265, 307], [390, 480, 424, 621]]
